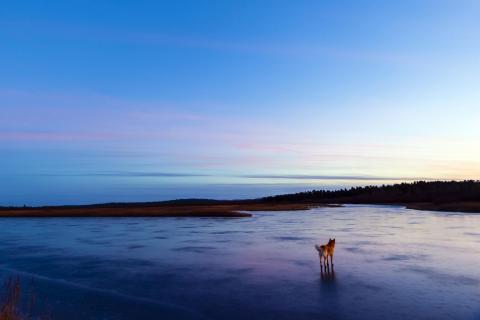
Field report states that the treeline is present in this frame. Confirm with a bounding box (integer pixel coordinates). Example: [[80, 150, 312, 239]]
[[4, 180, 480, 209], [261, 180, 480, 204]]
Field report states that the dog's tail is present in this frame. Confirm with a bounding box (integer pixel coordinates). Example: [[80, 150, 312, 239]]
[[314, 244, 321, 252]]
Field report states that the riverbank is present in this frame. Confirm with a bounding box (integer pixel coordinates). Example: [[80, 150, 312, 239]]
[[1, 199, 479, 217], [0, 202, 337, 218]]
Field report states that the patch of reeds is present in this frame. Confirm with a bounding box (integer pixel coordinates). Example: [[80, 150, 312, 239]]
[[0, 277, 50, 320]]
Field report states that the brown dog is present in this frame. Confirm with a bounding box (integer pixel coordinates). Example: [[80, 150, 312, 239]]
[[315, 238, 335, 267]]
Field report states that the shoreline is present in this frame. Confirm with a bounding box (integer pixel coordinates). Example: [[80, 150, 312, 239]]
[[404, 201, 480, 213], [1, 199, 480, 218], [0, 203, 338, 218]]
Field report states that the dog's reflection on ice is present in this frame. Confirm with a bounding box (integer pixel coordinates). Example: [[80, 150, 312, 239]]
[[320, 264, 335, 281]]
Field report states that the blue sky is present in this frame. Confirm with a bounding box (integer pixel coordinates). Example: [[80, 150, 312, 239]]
[[1, 0, 479, 205]]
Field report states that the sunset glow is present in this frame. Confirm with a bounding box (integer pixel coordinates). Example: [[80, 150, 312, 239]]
[[1, 1, 479, 205]]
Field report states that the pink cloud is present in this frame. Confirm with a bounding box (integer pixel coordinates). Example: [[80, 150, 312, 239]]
[[234, 143, 294, 153]]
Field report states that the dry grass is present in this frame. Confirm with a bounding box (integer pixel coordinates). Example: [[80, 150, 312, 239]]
[[0, 203, 333, 218], [0, 278, 22, 320], [0, 278, 50, 320]]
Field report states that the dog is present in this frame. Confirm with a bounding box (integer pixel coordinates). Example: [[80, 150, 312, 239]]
[[315, 238, 335, 267]]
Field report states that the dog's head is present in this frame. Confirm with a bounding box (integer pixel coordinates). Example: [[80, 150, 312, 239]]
[[329, 238, 336, 246]]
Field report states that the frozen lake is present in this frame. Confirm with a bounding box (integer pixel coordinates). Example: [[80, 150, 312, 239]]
[[1, 205, 479, 319]]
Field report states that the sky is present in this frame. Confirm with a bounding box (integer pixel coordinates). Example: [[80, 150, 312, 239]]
[[1, 0, 479, 205]]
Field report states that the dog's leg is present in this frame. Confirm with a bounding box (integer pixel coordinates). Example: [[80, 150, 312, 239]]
[[330, 255, 334, 267]]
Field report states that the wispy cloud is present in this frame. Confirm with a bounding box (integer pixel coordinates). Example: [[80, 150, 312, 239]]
[[121, 31, 414, 64], [241, 174, 435, 181], [88, 172, 209, 178], [18, 171, 435, 182], [16, 172, 209, 178], [0, 20, 418, 65], [0, 131, 119, 141]]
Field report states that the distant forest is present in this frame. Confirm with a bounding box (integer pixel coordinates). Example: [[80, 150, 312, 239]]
[[3, 180, 480, 210], [261, 180, 480, 204]]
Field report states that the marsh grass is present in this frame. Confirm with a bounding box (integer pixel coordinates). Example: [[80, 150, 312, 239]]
[[0, 277, 50, 320]]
